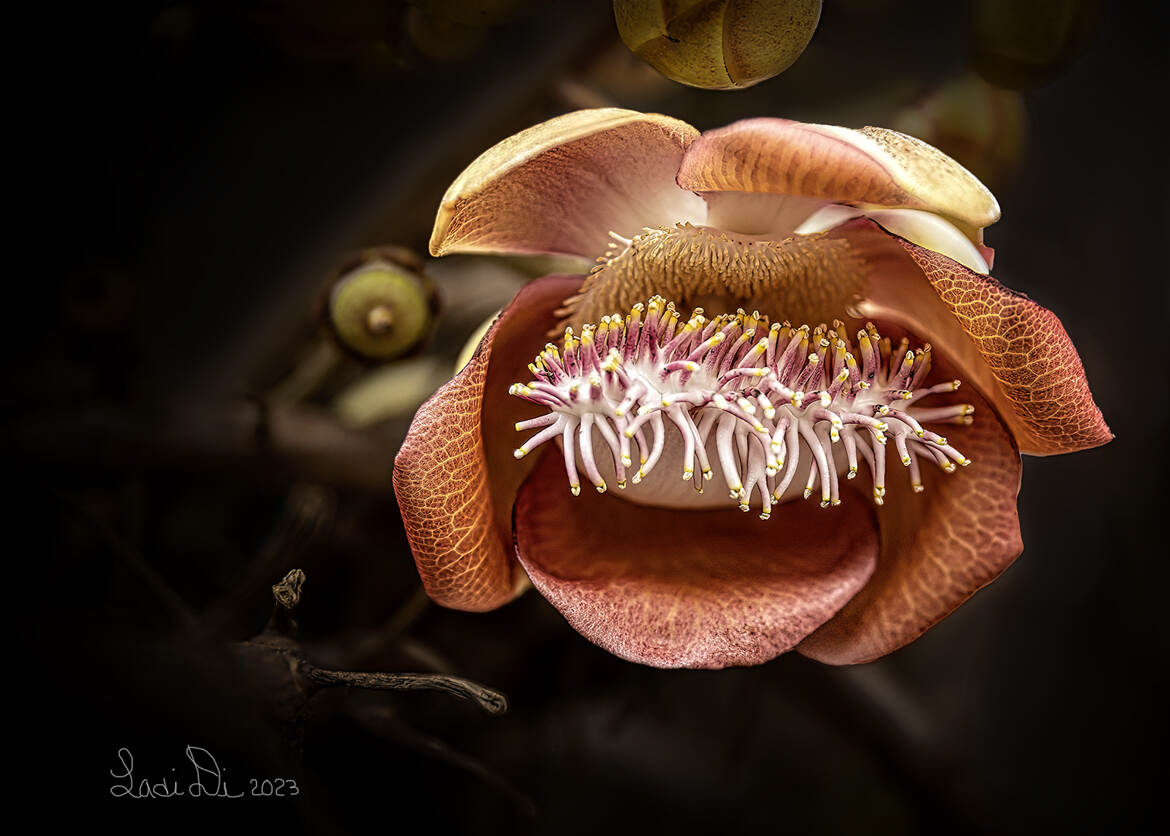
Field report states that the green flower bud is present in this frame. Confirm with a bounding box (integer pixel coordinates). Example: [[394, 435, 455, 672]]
[[614, 0, 821, 90], [328, 250, 436, 361]]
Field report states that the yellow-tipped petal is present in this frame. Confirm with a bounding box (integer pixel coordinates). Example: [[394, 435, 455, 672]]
[[431, 108, 703, 259]]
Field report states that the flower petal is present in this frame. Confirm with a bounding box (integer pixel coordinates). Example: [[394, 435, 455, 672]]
[[840, 220, 1112, 455], [430, 108, 704, 259], [676, 118, 999, 235], [393, 275, 583, 611], [863, 208, 989, 274], [799, 382, 1023, 664], [513, 450, 879, 669]]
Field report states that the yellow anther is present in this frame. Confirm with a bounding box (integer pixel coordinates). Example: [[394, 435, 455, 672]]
[[570, 484, 581, 496], [513, 448, 527, 459]]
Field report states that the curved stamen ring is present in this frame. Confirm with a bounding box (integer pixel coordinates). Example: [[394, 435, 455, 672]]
[[510, 296, 973, 518]]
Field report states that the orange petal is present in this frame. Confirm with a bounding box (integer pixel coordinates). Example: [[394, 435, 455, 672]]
[[393, 275, 583, 611], [841, 220, 1111, 455], [430, 108, 703, 259], [799, 376, 1023, 664], [513, 450, 879, 669], [676, 118, 999, 235]]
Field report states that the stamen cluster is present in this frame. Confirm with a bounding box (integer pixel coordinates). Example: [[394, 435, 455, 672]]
[[510, 296, 973, 517]]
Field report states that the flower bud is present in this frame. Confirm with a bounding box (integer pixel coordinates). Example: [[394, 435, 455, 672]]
[[614, 0, 821, 90], [328, 249, 436, 360]]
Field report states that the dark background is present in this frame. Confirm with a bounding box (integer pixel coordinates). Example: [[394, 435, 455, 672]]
[[15, 1, 1166, 833]]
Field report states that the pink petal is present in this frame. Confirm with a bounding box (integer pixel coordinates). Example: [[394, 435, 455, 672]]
[[677, 118, 999, 234], [799, 373, 1023, 664], [393, 275, 583, 611], [513, 450, 879, 669], [837, 219, 1112, 455], [430, 109, 704, 259]]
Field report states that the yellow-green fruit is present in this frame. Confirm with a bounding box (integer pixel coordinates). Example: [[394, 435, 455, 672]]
[[329, 261, 433, 360], [614, 0, 821, 90]]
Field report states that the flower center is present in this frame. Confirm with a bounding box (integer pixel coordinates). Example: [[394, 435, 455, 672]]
[[558, 223, 870, 332], [510, 296, 973, 518]]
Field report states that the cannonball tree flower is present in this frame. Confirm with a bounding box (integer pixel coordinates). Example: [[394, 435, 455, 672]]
[[393, 109, 1110, 669]]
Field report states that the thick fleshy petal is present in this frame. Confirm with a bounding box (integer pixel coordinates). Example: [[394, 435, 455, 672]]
[[513, 450, 879, 669], [393, 275, 583, 611], [676, 118, 999, 235], [430, 108, 704, 259], [799, 383, 1023, 664], [839, 220, 1111, 455], [897, 238, 1111, 454]]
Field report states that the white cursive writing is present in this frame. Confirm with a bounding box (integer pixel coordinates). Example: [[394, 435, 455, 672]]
[[108, 747, 299, 799]]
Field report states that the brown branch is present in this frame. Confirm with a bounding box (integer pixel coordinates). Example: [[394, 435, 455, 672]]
[[201, 487, 332, 638], [304, 668, 508, 715], [244, 572, 508, 716]]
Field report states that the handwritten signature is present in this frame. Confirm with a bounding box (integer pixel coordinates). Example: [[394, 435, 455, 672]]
[[109, 747, 300, 799]]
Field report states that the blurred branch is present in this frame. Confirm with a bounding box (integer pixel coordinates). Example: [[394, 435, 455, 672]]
[[55, 490, 200, 630], [11, 400, 399, 495], [351, 703, 535, 818], [788, 657, 990, 834]]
